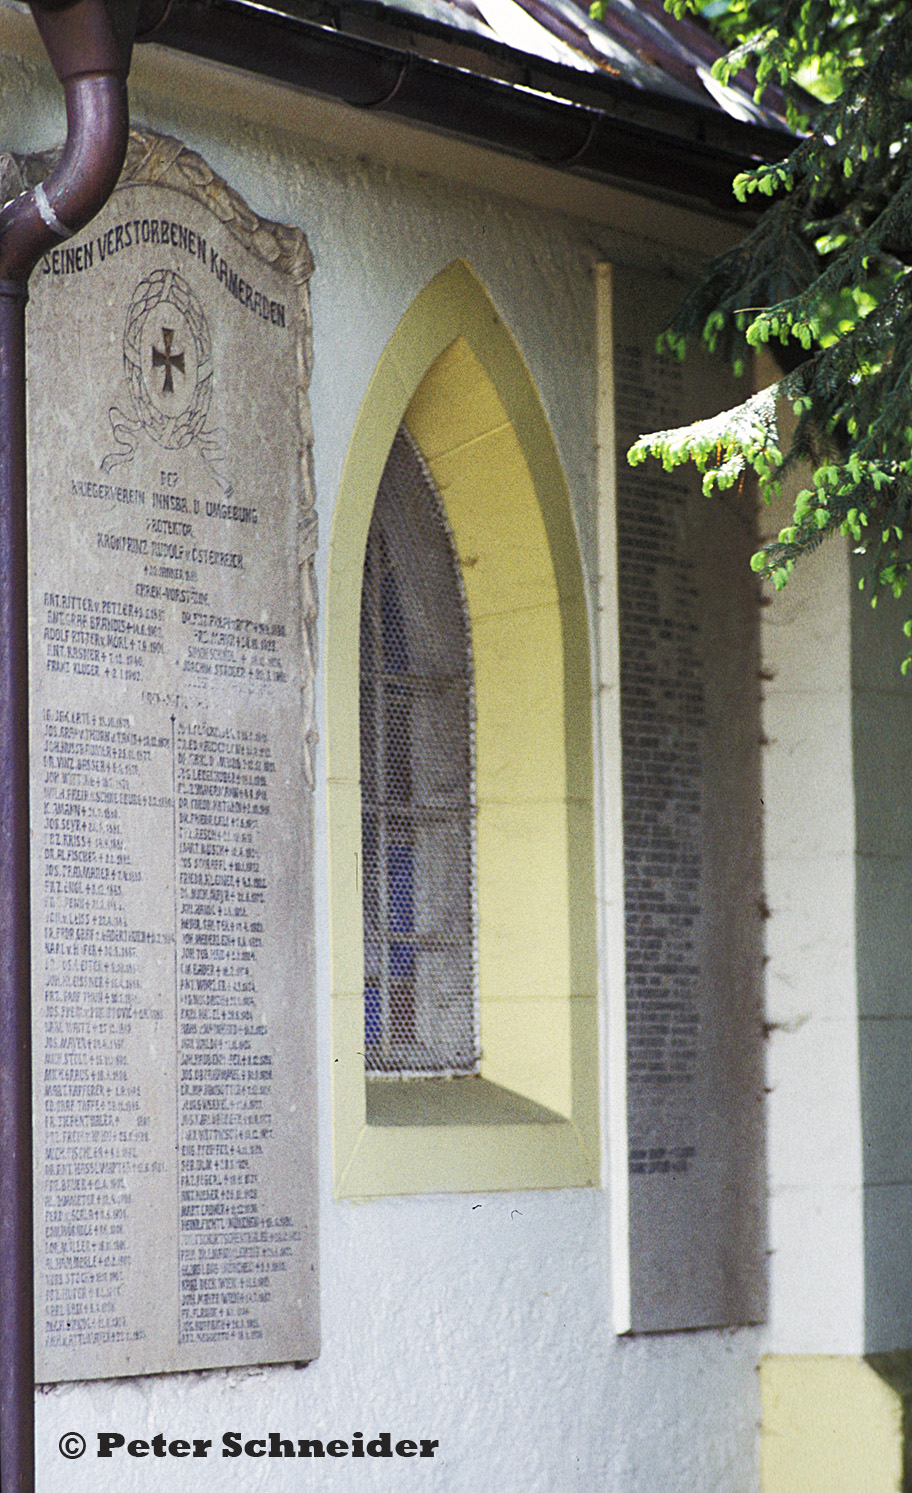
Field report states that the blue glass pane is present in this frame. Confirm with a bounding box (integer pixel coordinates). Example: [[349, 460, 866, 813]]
[[387, 845, 414, 934], [389, 942, 415, 981], [364, 984, 381, 1047]]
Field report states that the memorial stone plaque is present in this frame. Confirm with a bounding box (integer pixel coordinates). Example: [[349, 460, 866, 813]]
[[612, 265, 766, 1331], [25, 130, 319, 1380]]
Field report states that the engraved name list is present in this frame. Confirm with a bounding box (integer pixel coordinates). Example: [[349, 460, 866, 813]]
[[27, 132, 319, 1382]]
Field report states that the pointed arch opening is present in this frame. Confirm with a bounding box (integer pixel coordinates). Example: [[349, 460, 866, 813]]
[[327, 261, 598, 1196]]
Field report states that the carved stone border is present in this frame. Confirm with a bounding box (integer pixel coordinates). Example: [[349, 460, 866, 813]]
[[16, 128, 319, 786]]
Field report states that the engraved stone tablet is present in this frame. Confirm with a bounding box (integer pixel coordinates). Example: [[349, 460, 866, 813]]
[[26, 131, 319, 1380], [613, 266, 766, 1331]]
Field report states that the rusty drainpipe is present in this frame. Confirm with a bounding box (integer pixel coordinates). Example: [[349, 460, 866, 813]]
[[0, 2, 162, 1488]]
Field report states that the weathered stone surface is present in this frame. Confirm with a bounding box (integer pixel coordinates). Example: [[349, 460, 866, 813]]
[[613, 266, 766, 1332], [28, 131, 319, 1380]]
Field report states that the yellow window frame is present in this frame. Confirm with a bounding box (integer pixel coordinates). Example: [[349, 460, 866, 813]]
[[327, 260, 599, 1196]]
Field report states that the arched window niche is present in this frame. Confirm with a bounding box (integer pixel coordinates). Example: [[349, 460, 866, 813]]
[[327, 260, 599, 1197]]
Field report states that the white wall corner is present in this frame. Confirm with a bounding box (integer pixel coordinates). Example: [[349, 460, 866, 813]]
[[760, 435, 865, 1354]]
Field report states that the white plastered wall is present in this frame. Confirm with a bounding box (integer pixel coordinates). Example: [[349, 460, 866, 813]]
[[760, 389, 912, 1358], [759, 470, 865, 1354], [0, 5, 774, 1487]]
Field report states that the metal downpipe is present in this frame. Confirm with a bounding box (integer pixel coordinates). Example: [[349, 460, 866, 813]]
[[0, 1, 155, 1486], [0, 273, 31, 1493]]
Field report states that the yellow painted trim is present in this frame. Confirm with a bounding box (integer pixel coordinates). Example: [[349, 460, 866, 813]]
[[327, 259, 598, 1196], [759, 1354, 911, 1492]]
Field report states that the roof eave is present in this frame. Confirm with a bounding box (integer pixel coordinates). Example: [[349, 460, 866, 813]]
[[151, 0, 793, 212]]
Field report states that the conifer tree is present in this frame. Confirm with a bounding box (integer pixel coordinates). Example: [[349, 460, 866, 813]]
[[625, 2, 912, 662]]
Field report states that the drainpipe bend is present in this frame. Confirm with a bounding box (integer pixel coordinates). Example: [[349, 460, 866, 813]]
[[0, 73, 128, 281], [0, 0, 132, 282]]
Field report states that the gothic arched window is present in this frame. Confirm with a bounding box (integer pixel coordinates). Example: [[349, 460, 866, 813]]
[[359, 427, 478, 1077]]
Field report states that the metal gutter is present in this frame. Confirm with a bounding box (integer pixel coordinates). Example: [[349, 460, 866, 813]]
[[152, 0, 793, 210]]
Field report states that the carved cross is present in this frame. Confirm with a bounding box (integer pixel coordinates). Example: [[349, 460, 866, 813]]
[[151, 327, 185, 395]]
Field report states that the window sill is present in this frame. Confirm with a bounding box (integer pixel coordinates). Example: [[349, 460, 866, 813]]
[[333, 991, 599, 1197], [366, 1075, 562, 1128]]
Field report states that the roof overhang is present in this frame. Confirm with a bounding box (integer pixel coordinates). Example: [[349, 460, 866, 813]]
[[150, 0, 793, 212]]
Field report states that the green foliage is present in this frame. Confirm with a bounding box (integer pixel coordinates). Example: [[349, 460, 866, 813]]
[[672, 0, 905, 127], [629, 386, 782, 496], [626, 1, 912, 665]]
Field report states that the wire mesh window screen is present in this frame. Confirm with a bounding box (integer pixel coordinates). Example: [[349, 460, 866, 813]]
[[360, 427, 479, 1076]]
